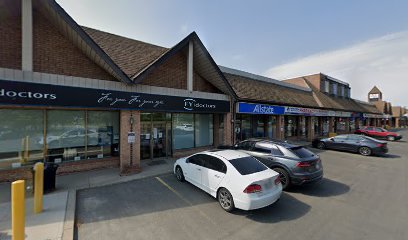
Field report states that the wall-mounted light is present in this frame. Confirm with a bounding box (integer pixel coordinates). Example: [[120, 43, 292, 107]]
[[130, 116, 134, 125]]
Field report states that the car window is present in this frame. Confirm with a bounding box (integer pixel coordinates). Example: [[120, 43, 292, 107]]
[[187, 154, 204, 167], [253, 142, 272, 153], [366, 127, 374, 131], [375, 128, 384, 132], [271, 145, 284, 156], [229, 157, 267, 175], [347, 135, 363, 141], [288, 146, 315, 158], [202, 155, 227, 173], [334, 135, 348, 141], [236, 141, 253, 150]]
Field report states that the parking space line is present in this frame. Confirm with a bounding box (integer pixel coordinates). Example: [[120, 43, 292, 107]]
[[155, 177, 217, 226]]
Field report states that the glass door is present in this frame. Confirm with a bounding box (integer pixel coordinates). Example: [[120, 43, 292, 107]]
[[140, 113, 152, 160], [141, 113, 170, 160]]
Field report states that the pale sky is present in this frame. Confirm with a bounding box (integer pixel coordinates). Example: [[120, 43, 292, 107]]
[[57, 0, 408, 106]]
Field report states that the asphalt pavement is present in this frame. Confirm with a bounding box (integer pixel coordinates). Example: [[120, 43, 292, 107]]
[[75, 129, 408, 240]]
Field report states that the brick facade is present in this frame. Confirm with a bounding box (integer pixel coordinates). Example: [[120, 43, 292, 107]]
[[120, 110, 141, 174], [32, 8, 115, 81], [0, 0, 22, 70]]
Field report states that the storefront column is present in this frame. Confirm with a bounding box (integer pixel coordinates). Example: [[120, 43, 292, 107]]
[[395, 118, 400, 128], [224, 112, 233, 145], [213, 114, 220, 147], [307, 117, 314, 142], [345, 118, 350, 133], [329, 117, 335, 134], [276, 115, 284, 140], [120, 110, 141, 175]]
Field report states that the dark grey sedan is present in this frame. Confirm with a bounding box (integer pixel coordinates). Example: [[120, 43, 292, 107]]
[[312, 134, 388, 156], [232, 139, 323, 190]]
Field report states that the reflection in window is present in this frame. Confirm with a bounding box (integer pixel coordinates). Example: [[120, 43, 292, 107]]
[[195, 114, 213, 147], [87, 111, 120, 159], [47, 110, 86, 162], [0, 109, 44, 169], [173, 114, 194, 149]]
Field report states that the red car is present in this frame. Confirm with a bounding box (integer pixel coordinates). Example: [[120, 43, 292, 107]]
[[355, 126, 402, 141]]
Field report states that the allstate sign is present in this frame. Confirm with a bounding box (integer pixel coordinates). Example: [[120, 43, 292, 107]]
[[238, 102, 285, 115]]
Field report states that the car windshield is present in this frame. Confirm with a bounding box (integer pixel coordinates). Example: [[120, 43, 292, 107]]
[[288, 146, 315, 158], [229, 157, 267, 175], [363, 135, 383, 142]]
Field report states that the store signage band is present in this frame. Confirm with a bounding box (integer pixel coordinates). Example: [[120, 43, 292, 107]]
[[238, 102, 352, 117], [0, 80, 230, 113]]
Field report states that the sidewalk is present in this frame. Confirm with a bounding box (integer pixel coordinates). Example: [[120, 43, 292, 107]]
[[0, 157, 176, 240]]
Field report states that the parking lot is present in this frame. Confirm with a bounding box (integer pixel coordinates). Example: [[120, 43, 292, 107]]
[[75, 129, 408, 240]]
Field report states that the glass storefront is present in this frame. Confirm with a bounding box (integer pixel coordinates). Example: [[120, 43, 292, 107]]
[[284, 116, 298, 138], [335, 118, 347, 134], [235, 114, 277, 142], [0, 109, 120, 169], [173, 113, 214, 150], [0, 109, 44, 169], [322, 117, 330, 136], [141, 113, 172, 160]]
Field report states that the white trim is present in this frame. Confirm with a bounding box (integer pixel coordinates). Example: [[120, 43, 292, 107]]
[[22, 0, 33, 71]]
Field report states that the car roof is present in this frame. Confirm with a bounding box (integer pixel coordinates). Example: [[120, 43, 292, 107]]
[[205, 149, 250, 161], [244, 138, 299, 148]]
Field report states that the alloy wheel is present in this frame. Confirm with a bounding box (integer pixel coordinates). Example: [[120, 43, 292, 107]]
[[175, 167, 184, 181], [387, 136, 395, 141], [218, 188, 234, 211], [359, 147, 372, 156], [317, 142, 325, 149]]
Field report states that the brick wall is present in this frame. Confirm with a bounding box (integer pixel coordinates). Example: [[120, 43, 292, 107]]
[[0, 0, 22, 70], [32, 8, 115, 81], [194, 72, 222, 93]]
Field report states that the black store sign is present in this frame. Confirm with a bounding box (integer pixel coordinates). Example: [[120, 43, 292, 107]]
[[0, 80, 230, 113]]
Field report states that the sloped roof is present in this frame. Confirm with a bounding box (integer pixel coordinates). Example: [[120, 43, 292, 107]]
[[368, 86, 382, 94], [222, 69, 319, 108], [83, 27, 168, 78]]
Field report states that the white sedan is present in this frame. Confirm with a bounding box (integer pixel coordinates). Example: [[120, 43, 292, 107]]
[[174, 149, 282, 212]]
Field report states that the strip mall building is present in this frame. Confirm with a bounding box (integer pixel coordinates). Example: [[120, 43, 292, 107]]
[[0, 0, 395, 182]]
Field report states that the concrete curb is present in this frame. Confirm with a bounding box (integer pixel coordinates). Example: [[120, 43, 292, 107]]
[[62, 190, 76, 240]]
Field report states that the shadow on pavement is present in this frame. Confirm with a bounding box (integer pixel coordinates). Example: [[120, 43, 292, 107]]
[[287, 178, 350, 197], [232, 192, 311, 223]]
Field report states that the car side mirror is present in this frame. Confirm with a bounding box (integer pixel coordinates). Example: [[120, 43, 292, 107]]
[[234, 144, 238, 149], [330, 138, 335, 141]]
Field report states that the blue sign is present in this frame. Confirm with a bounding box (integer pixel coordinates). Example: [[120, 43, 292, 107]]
[[238, 102, 285, 115]]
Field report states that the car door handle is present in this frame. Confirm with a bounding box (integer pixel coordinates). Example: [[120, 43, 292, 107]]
[[197, 168, 201, 171], [214, 175, 220, 178]]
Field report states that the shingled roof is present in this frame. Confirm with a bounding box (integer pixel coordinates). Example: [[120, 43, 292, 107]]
[[221, 67, 319, 108], [83, 27, 169, 78], [368, 86, 382, 94]]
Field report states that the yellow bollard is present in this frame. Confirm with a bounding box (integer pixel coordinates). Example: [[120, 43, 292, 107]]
[[33, 162, 44, 214], [12, 180, 25, 240]]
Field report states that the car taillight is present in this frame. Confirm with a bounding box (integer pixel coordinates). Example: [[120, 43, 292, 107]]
[[274, 176, 281, 185], [243, 184, 262, 193], [296, 161, 311, 167]]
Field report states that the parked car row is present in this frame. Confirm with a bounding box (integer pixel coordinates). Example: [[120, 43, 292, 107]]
[[173, 138, 325, 212], [173, 128, 401, 212], [354, 126, 402, 141]]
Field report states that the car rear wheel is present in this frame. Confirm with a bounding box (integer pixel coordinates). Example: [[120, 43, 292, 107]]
[[387, 135, 395, 141], [175, 166, 185, 182], [358, 146, 372, 156], [273, 168, 291, 190], [218, 188, 235, 212], [317, 142, 326, 149]]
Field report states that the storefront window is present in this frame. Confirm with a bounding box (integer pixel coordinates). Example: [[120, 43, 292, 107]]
[[268, 116, 277, 139], [253, 115, 266, 138], [87, 111, 120, 159], [47, 110, 86, 162], [195, 114, 213, 147], [173, 114, 194, 149], [0, 109, 44, 169], [336, 118, 346, 133], [285, 116, 298, 138], [322, 117, 329, 136], [350, 118, 356, 132]]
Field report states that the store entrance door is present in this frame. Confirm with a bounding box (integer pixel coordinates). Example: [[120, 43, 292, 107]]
[[141, 113, 171, 160]]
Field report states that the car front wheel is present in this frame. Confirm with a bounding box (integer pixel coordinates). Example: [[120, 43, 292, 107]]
[[317, 142, 326, 149], [175, 166, 185, 182], [218, 188, 235, 212], [358, 146, 372, 156], [387, 135, 396, 141]]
